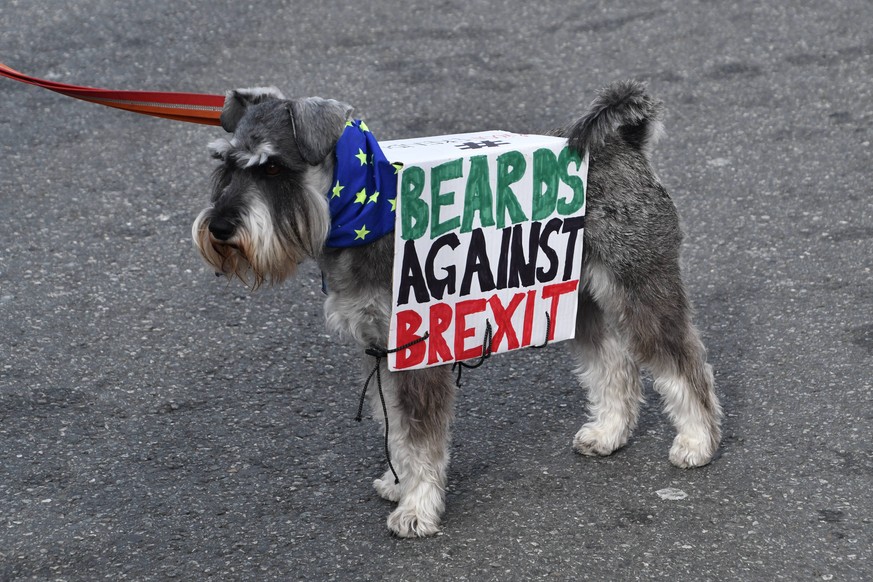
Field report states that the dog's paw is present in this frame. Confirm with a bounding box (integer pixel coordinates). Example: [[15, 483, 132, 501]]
[[572, 423, 628, 456], [387, 506, 441, 538], [373, 470, 401, 502], [669, 434, 715, 468]]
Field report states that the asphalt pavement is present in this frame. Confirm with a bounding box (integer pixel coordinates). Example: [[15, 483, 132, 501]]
[[1, 0, 871, 580]]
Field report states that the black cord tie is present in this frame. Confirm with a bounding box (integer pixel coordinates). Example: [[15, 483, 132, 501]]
[[451, 312, 552, 387], [356, 312, 550, 481], [532, 312, 552, 349], [451, 320, 494, 388], [356, 332, 430, 485]]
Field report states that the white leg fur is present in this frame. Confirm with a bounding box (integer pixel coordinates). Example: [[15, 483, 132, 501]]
[[366, 366, 450, 538], [573, 331, 643, 456], [652, 364, 720, 468], [373, 468, 401, 502]]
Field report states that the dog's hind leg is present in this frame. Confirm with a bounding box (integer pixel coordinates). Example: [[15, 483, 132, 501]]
[[647, 325, 721, 468], [572, 283, 643, 457], [614, 268, 722, 468], [366, 362, 455, 537]]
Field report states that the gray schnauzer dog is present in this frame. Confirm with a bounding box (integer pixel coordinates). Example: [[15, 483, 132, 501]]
[[192, 82, 722, 538]]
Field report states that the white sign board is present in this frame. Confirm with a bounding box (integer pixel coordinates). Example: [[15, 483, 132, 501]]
[[381, 131, 588, 371]]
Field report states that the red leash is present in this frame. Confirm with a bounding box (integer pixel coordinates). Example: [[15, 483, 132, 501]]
[[0, 62, 224, 125]]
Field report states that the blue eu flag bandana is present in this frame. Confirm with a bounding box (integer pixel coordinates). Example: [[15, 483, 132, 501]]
[[326, 120, 398, 248]]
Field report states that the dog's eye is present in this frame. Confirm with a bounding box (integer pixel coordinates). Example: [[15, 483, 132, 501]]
[[264, 163, 282, 177]]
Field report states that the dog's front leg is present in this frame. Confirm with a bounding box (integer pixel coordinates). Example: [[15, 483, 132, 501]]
[[367, 361, 455, 538]]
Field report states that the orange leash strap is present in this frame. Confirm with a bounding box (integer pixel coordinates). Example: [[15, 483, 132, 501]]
[[0, 62, 224, 126]]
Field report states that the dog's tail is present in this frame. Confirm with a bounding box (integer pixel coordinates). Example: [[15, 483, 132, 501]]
[[566, 80, 664, 160]]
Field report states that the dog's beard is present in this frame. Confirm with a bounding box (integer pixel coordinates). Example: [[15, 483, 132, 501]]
[[192, 172, 332, 289], [192, 202, 300, 290]]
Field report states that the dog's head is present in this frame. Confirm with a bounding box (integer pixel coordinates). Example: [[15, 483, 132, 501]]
[[192, 87, 353, 288]]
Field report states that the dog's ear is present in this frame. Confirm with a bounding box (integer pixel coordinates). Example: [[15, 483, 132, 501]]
[[288, 97, 354, 165], [220, 87, 286, 133]]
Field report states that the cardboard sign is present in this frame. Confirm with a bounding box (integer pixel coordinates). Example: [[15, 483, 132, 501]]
[[382, 131, 588, 371]]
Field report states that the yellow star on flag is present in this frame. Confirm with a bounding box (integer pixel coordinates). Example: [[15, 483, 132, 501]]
[[355, 148, 368, 165], [389, 197, 397, 212], [331, 180, 344, 198], [359, 121, 370, 132], [368, 191, 379, 204], [392, 162, 403, 174], [345, 120, 354, 127], [354, 188, 367, 204], [354, 225, 370, 240]]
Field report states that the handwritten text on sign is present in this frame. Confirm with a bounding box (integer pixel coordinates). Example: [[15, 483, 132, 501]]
[[383, 132, 588, 371]]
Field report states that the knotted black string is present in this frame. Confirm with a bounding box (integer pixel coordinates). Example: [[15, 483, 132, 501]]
[[451, 312, 552, 387], [451, 320, 493, 388], [532, 312, 552, 349], [356, 332, 430, 485], [356, 311, 553, 482]]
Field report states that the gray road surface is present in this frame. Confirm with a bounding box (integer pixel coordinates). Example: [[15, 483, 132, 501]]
[[1, 1, 871, 580]]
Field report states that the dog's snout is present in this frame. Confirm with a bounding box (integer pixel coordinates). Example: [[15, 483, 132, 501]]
[[208, 217, 236, 241]]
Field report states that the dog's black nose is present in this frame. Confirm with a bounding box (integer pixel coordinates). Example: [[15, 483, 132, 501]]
[[208, 217, 236, 241]]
